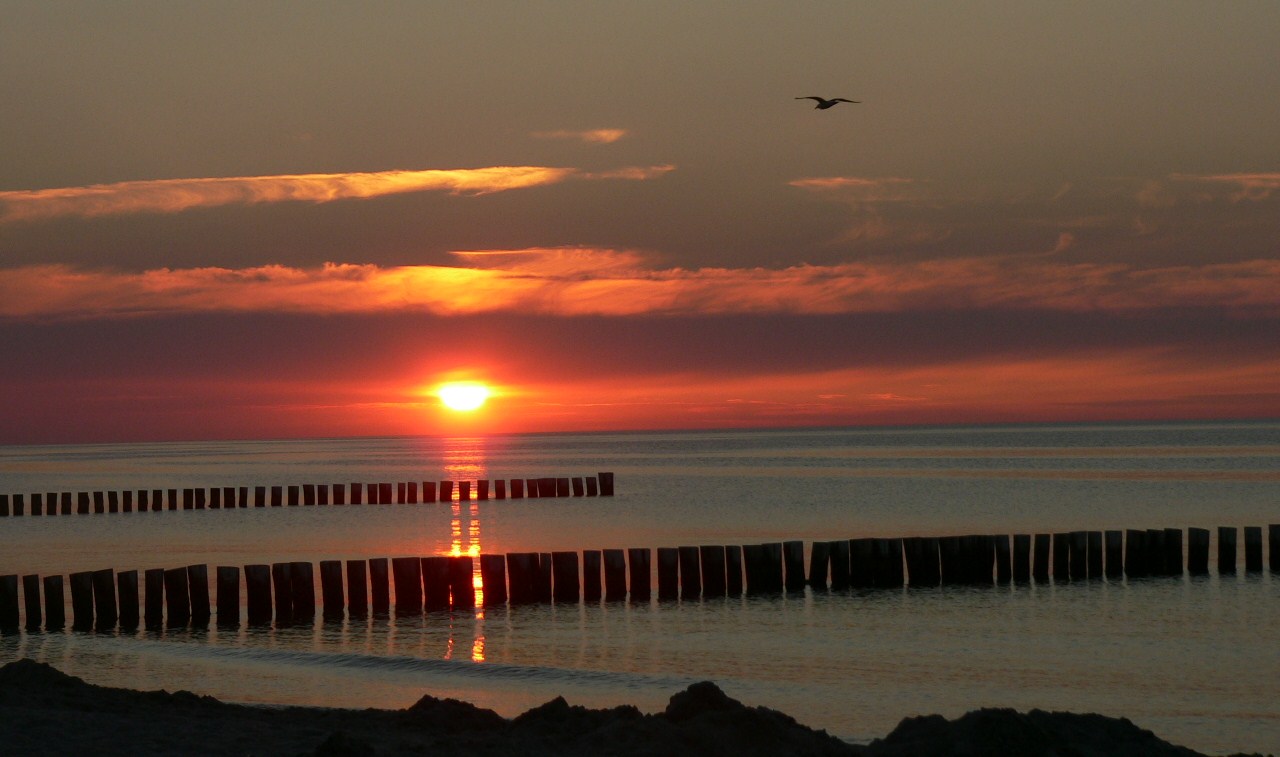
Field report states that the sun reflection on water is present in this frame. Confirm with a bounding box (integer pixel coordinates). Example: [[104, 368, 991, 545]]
[[442, 440, 488, 661]]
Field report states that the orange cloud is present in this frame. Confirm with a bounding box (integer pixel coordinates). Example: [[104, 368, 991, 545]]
[[4, 249, 1279, 320], [0, 164, 669, 223], [531, 128, 628, 143], [1172, 172, 1280, 202]]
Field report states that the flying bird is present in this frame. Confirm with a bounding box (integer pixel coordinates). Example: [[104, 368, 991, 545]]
[[796, 96, 860, 109]]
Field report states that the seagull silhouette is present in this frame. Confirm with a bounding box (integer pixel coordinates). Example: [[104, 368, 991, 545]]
[[796, 96, 860, 109]]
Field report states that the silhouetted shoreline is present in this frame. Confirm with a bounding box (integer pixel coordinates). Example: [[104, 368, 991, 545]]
[[0, 659, 1268, 756]]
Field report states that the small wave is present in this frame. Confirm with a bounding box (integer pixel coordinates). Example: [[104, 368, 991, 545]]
[[128, 635, 696, 690]]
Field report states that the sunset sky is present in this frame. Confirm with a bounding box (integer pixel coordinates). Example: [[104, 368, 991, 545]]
[[2, 2, 1278, 443]]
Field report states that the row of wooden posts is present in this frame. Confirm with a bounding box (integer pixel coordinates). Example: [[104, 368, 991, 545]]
[[2, 525, 1276, 633], [0, 473, 615, 517]]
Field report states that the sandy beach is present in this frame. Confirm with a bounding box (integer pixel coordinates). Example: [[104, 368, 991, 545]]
[[0, 659, 1267, 756]]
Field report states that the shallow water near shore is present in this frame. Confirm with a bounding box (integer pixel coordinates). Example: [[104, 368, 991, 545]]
[[2, 421, 1278, 752]]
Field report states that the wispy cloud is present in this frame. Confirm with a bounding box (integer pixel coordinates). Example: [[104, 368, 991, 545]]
[[4, 249, 1278, 320], [1172, 172, 1280, 202], [531, 128, 628, 144], [0, 164, 670, 223]]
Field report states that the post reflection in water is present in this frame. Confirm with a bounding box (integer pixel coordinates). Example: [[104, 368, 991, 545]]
[[441, 439, 487, 663]]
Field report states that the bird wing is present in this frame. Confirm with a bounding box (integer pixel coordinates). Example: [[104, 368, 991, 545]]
[[796, 96, 826, 102], [833, 98, 861, 103]]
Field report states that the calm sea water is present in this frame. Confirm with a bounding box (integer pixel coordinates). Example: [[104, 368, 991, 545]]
[[1, 422, 1278, 752]]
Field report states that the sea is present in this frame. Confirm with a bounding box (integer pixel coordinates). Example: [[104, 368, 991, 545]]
[[1, 421, 1277, 753]]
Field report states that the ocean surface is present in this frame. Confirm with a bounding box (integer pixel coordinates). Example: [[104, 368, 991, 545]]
[[1, 421, 1278, 753]]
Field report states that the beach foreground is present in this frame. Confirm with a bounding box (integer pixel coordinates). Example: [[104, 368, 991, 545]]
[[0, 660, 1267, 756]]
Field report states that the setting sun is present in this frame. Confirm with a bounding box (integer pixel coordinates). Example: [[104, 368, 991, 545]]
[[437, 382, 490, 412]]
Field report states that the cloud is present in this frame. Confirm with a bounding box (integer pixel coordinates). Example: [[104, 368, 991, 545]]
[[0, 164, 669, 223], [1172, 172, 1280, 202], [531, 128, 628, 144], [4, 249, 1278, 320]]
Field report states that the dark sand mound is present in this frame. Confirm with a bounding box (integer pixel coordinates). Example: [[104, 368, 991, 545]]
[[0, 660, 1267, 756]]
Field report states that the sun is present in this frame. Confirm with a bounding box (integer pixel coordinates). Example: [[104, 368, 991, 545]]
[[437, 382, 490, 412]]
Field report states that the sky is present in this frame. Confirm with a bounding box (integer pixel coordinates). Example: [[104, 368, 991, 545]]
[[2, 1, 1279, 444]]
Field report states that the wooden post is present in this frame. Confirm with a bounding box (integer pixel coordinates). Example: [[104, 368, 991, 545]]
[[188, 564, 211, 627], [598, 472, 614, 496], [332, 484, 346, 505], [396, 482, 406, 504], [269, 486, 282, 507], [303, 484, 315, 506], [421, 481, 436, 503], [0, 575, 18, 630], [422, 557, 450, 610], [783, 540, 806, 592], [237, 486, 248, 508], [1012, 535, 1031, 582], [70, 571, 94, 630], [94, 491, 105, 513], [526, 479, 540, 498], [271, 563, 293, 625], [506, 553, 537, 604], [224, 487, 237, 508], [0, 494, 8, 517], [725, 545, 744, 595], [349, 483, 363, 505], [585, 477, 598, 496], [850, 538, 875, 588], [995, 535, 1012, 584], [289, 561, 314, 623], [742, 544, 765, 595], [678, 546, 702, 598], [106, 491, 118, 513], [22, 575, 41, 631], [117, 570, 139, 631], [458, 481, 471, 502], [143, 569, 163, 629], [1163, 528, 1183, 576], [449, 556, 475, 610], [1270, 524, 1280, 573], [1068, 531, 1088, 580], [179, 489, 191, 511], [874, 538, 905, 588], [164, 567, 190, 628], [479, 554, 507, 607], [1124, 529, 1146, 577], [346, 560, 368, 617], [77, 491, 89, 514], [1216, 527, 1237, 574], [603, 549, 627, 601], [1145, 529, 1166, 575], [1051, 533, 1069, 580], [510, 479, 524, 498], [551, 552, 580, 603], [122, 490, 133, 513], [828, 540, 851, 589], [535, 553, 553, 603], [209, 488, 220, 509], [628, 548, 651, 601], [582, 550, 602, 602], [380, 483, 394, 504], [477, 480, 489, 500], [216, 566, 240, 627], [63, 492, 74, 514], [1032, 534, 1050, 582], [440, 481, 454, 502], [319, 561, 343, 621], [938, 536, 962, 586], [369, 558, 390, 614], [195, 489, 206, 510], [807, 541, 830, 589], [1188, 528, 1210, 575], [1086, 531, 1103, 579], [44, 575, 66, 630], [316, 484, 328, 506], [30, 493, 43, 516], [763, 543, 784, 593], [1104, 531, 1124, 578], [366, 483, 378, 504], [556, 478, 570, 497], [657, 548, 679, 600], [245, 565, 272, 625], [571, 477, 584, 497], [494, 480, 506, 500], [391, 557, 422, 614], [700, 545, 727, 597], [254, 486, 266, 507], [1244, 526, 1263, 572]]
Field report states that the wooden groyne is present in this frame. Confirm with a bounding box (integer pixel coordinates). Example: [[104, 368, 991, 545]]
[[2, 523, 1275, 633], [0, 472, 615, 519]]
